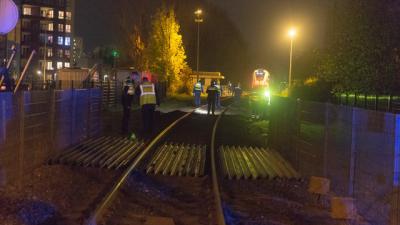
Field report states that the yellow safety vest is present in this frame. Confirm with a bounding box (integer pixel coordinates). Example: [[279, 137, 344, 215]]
[[140, 82, 156, 106], [194, 82, 202, 91], [215, 84, 221, 94]]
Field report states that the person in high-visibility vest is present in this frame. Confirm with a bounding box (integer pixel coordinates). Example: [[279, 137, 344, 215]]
[[121, 75, 135, 134], [193, 80, 203, 107], [135, 77, 159, 135]]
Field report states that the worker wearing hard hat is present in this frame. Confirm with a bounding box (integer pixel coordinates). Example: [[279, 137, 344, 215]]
[[193, 80, 203, 107], [135, 76, 160, 135]]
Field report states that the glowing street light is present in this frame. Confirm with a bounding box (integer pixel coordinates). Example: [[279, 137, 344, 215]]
[[36, 70, 42, 75], [194, 8, 203, 81], [288, 28, 297, 39], [288, 27, 297, 90]]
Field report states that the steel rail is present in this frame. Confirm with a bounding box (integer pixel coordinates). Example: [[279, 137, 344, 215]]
[[84, 110, 193, 225], [84, 97, 232, 225], [210, 107, 228, 225]]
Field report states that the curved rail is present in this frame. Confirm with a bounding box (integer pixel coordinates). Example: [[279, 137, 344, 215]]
[[84, 97, 232, 225], [85, 111, 193, 225], [211, 107, 228, 225]]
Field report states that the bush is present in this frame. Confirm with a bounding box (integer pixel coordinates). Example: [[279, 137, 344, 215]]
[[290, 77, 333, 102]]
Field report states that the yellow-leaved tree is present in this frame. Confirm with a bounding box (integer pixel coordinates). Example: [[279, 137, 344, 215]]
[[146, 5, 187, 93]]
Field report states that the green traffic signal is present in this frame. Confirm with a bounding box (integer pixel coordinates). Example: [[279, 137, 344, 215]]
[[112, 50, 119, 58]]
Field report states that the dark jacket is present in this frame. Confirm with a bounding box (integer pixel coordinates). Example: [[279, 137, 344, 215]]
[[121, 78, 135, 107], [206, 85, 218, 101], [0, 67, 12, 92]]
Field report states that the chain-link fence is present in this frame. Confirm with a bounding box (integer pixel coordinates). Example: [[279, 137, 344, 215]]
[[269, 96, 400, 225], [0, 89, 102, 188]]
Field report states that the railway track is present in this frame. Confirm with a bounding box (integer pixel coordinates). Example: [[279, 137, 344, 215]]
[[80, 99, 326, 225], [82, 102, 230, 225]]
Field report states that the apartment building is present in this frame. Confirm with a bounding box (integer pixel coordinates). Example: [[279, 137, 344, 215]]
[[0, 0, 74, 80]]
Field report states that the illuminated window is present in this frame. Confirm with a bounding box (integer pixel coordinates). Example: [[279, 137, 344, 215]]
[[57, 62, 63, 69], [64, 62, 70, 68], [48, 10, 54, 18], [23, 7, 32, 15], [65, 24, 71, 33], [65, 37, 71, 46], [41, 9, 54, 18], [57, 36, 63, 45], [58, 11, 64, 19], [47, 48, 53, 57], [47, 61, 53, 70], [58, 24, 64, 32], [48, 35, 53, 44], [48, 23, 53, 31], [66, 12, 72, 20]]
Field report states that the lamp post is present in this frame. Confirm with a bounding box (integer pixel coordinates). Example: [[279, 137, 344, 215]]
[[43, 11, 51, 87], [194, 9, 203, 81], [288, 28, 297, 90]]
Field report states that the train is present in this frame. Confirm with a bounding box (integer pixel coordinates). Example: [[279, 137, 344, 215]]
[[252, 69, 270, 89], [251, 68, 271, 105]]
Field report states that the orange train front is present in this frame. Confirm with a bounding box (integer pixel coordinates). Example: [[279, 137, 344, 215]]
[[252, 69, 270, 89]]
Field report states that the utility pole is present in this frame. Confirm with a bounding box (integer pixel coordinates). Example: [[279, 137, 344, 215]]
[[194, 9, 203, 81]]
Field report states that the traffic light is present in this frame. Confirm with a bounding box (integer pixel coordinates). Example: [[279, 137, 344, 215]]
[[112, 50, 120, 58]]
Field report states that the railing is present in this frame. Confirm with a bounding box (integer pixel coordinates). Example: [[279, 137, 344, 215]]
[[335, 93, 400, 114], [0, 89, 102, 188], [269, 96, 400, 225]]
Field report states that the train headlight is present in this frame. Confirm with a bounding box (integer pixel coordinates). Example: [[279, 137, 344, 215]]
[[264, 90, 271, 99]]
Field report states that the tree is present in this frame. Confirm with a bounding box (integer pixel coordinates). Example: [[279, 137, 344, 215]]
[[146, 5, 188, 93], [116, 0, 149, 70], [126, 25, 147, 71], [318, 0, 400, 95]]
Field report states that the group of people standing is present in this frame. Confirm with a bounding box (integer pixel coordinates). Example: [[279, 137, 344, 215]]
[[193, 80, 242, 115], [193, 80, 221, 115], [121, 72, 159, 136]]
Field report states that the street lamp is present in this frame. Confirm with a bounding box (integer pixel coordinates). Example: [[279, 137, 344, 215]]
[[194, 9, 203, 81], [288, 27, 297, 90]]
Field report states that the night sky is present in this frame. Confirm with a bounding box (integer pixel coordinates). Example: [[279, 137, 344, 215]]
[[75, 0, 332, 82]]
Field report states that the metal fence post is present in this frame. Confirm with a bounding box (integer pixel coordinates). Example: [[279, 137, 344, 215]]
[[1, 99, 6, 142], [323, 102, 330, 177], [294, 98, 301, 171], [71, 90, 76, 144], [364, 94, 367, 108], [348, 107, 357, 197], [87, 89, 91, 138], [18, 92, 25, 189], [354, 93, 357, 106], [391, 115, 400, 225], [49, 90, 56, 153]]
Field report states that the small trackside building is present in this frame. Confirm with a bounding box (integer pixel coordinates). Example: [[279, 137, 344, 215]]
[[190, 71, 224, 88]]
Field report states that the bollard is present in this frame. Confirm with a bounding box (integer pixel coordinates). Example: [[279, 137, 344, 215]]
[[308, 176, 330, 195], [331, 197, 357, 219]]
